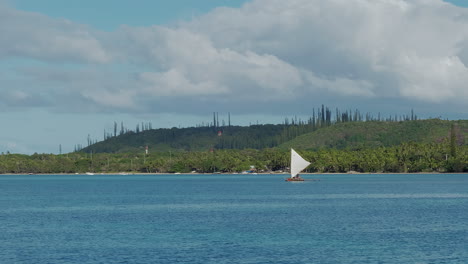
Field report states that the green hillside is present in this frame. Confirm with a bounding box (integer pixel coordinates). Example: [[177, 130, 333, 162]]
[[82, 119, 467, 154], [82, 124, 297, 153], [282, 119, 468, 150], [2, 119, 467, 174]]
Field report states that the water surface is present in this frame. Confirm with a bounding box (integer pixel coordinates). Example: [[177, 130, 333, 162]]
[[1, 174, 467, 263]]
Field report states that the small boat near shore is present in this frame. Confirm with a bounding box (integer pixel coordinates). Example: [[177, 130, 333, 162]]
[[285, 149, 318, 182]]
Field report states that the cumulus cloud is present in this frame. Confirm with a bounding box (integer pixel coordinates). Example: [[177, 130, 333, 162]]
[[0, 89, 47, 108], [1, 0, 468, 115], [186, 0, 468, 104], [396, 55, 468, 101], [0, 4, 110, 63], [116, 26, 304, 99]]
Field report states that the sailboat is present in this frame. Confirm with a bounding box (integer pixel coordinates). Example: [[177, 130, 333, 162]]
[[285, 148, 311, 182]]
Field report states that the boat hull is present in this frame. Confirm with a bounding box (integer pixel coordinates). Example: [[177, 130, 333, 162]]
[[285, 178, 305, 182], [285, 178, 320, 182]]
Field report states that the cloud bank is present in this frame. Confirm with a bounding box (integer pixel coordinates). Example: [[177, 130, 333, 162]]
[[1, 0, 468, 116]]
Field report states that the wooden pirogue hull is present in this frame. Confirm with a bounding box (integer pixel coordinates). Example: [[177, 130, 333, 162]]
[[285, 178, 305, 182], [285, 178, 320, 182]]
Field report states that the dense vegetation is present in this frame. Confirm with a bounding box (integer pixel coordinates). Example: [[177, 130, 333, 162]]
[[285, 119, 467, 150], [1, 107, 466, 174], [1, 141, 466, 174], [81, 116, 467, 154]]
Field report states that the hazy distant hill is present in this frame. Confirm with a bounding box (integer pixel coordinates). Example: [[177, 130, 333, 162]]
[[81, 119, 467, 154], [282, 119, 468, 150]]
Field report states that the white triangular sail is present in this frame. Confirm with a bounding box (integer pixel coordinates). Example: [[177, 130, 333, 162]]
[[290, 148, 311, 178]]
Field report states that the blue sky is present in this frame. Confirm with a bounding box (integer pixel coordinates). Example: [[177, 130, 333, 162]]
[[11, 0, 249, 30], [1, 0, 467, 154], [445, 0, 468, 7]]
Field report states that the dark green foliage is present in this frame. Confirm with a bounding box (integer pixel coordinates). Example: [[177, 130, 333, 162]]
[[81, 113, 467, 155], [0, 143, 466, 174], [450, 123, 457, 158], [284, 119, 468, 150], [82, 124, 304, 154], [1, 111, 466, 174]]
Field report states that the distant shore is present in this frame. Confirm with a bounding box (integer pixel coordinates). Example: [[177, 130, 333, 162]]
[[1, 172, 466, 176]]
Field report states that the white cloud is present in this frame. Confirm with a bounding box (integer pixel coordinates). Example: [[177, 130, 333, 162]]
[[304, 72, 376, 97], [0, 4, 110, 63], [1, 0, 468, 115], [139, 69, 228, 96], [10, 90, 29, 100], [81, 88, 137, 109], [185, 0, 468, 104], [0, 89, 42, 108], [119, 26, 304, 99], [396, 55, 468, 101]]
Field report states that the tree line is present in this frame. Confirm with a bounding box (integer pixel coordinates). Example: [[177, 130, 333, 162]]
[[79, 106, 421, 153], [1, 141, 466, 174], [80, 106, 430, 154]]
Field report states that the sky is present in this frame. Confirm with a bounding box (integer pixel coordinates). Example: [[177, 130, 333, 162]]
[[1, 0, 468, 154]]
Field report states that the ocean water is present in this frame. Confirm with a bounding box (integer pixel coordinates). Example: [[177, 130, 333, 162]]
[[1, 173, 467, 264]]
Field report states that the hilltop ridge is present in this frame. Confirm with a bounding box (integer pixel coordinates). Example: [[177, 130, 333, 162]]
[[81, 119, 468, 154]]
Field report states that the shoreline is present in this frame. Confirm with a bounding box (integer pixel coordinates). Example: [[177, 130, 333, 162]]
[[1, 172, 467, 176]]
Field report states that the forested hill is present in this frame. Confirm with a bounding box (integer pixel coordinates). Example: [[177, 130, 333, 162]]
[[284, 119, 468, 150], [81, 124, 296, 153], [81, 119, 468, 154]]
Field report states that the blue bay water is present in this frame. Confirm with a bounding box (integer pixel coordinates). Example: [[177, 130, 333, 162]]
[[1, 173, 467, 264]]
